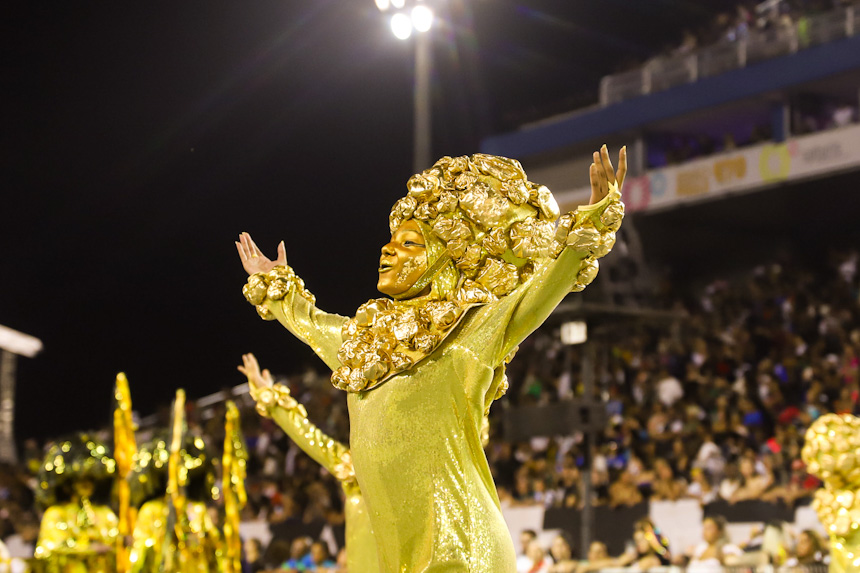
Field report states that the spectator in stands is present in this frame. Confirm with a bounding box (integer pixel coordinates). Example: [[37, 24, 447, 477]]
[[784, 529, 827, 567], [685, 515, 743, 571], [309, 541, 336, 571], [520, 540, 553, 573], [263, 539, 291, 570], [651, 459, 686, 501], [616, 519, 672, 570], [608, 469, 643, 508], [242, 538, 265, 573], [729, 456, 773, 503], [737, 520, 792, 566], [284, 536, 314, 570], [762, 458, 819, 506], [718, 462, 742, 501], [516, 530, 538, 568], [547, 534, 576, 573], [574, 541, 612, 573], [686, 467, 718, 505]]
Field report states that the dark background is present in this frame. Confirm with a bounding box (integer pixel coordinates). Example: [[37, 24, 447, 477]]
[[2, 1, 738, 440]]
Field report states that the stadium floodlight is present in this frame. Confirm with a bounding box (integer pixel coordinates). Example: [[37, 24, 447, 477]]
[[390, 12, 413, 39], [375, 0, 390, 11], [560, 321, 587, 345], [0, 324, 43, 358], [411, 5, 433, 32]]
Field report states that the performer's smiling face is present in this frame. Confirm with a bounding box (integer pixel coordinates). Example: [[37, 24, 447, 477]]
[[377, 220, 428, 297]]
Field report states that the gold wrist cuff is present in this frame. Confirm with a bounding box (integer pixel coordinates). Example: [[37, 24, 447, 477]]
[[557, 183, 624, 292], [250, 383, 307, 419], [242, 265, 316, 320]]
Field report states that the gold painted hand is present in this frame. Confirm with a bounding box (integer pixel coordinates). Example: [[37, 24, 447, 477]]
[[235, 232, 287, 276], [589, 145, 627, 204]]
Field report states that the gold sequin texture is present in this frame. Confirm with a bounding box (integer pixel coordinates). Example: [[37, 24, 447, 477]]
[[243, 154, 624, 572], [249, 382, 380, 573]]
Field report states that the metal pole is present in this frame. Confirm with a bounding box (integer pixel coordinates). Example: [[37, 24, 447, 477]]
[[580, 341, 595, 558], [413, 30, 432, 173], [0, 350, 17, 464]]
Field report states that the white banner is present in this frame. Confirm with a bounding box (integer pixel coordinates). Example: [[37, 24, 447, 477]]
[[556, 123, 860, 215]]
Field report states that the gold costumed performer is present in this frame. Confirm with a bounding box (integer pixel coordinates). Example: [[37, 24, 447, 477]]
[[236, 147, 626, 571], [802, 413, 860, 572], [35, 434, 119, 573], [114, 373, 138, 573], [238, 352, 380, 572], [129, 390, 221, 573], [221, 400, 248, 573]]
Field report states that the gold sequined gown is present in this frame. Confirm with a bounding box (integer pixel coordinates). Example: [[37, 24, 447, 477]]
[[129, 499, 221, 573], [261, 200, 610, 572], [263, 391, 380, 572], [35, 502, 118, 573]]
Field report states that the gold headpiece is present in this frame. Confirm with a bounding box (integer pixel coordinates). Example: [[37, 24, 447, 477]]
[[388, 154, 562, 300], [332, 154, 564, 393], [37, 434, 116, 509]]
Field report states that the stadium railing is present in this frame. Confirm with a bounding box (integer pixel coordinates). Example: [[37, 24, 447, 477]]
[[599, 3, 858, 106]]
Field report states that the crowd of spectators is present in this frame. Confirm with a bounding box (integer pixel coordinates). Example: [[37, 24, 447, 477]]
[[1, 248, 857, 571], [513, 518, 829, 572], [489, 249, 859, 515]]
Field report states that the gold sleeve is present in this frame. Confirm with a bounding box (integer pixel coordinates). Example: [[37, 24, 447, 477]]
[[129, 502, 162, 573], [252, 383, 355, 482], [243, 266, 348, 371], [500, 187, 623, 361], [35, 507, 68, 558]]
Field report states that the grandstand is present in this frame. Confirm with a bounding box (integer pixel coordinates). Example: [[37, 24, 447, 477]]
[[476, 1, 860, 570]]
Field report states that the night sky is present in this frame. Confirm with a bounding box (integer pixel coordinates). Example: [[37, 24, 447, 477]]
[[3, 1, 734, 440]]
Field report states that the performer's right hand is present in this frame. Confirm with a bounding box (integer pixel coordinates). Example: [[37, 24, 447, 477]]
[[238, 353, 274, 392], [235, 232, 287, 276]]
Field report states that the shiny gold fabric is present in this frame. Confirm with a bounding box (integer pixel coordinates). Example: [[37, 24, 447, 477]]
[[221, 401, 247, 573], [245, 151, 622, 571], [129, 500, 220, 573], [802, 413, 860, 572], [252, 198, 616, 573], [113, 373, 137, 573], [252, 383, 380, 573], [35, 502, 118, 573]]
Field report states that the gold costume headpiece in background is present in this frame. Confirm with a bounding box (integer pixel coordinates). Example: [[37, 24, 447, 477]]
[[802, 413, 860, 572], [130, 429, 212, 508], [37, 434, 117, 509]]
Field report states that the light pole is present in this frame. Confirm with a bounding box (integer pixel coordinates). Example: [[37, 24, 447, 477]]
[[0, 324, 43, 463], [375, 0, 435, 173]]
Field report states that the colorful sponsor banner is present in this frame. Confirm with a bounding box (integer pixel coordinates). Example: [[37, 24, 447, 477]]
[[556, 124, 860, 215]]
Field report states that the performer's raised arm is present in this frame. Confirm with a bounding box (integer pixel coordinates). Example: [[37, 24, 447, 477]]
[[238, 353, 354, 482], [236, 234, 347, 371], [499, 146, 626, 361]]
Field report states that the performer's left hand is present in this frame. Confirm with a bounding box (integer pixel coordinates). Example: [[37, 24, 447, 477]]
[[237, 353, 274, 392], [589, 145, 627, 205]]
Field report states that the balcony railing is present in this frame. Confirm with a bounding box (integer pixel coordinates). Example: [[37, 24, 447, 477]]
[[599, 4, 858, 106]]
